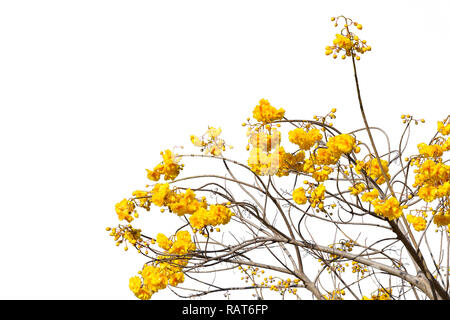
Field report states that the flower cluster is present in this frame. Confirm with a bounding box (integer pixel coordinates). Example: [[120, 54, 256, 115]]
[[107, 225, 148, 253], [189, 204, 234, 231], [325, 16, 372, 60], [190, 126, 232, 156], [129, 230, 196, 300], [406, 214, 427, 232], [433, 212, 450, 227], [361, 189, 379, 202], [246, 100, 308, 177], [252, 99, 285, 124], [323, 289, 346, 300], [349, 182, 366, 196], [438, 117, 450, 136], [292, 187, 307, 205], [355, 158, 391, 185], [362, 288, 392, 300], [146, 149, 183, 181], [248, 128, 281, 151], [371, 197, 405, 221], [115, 199, 136, 223], [309, 183, 326, 210], [288, 128, 323, 151], [407, 119, 450, 230]]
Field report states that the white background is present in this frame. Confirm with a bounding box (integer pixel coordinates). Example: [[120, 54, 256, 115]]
[[0, 0, 449, 299]]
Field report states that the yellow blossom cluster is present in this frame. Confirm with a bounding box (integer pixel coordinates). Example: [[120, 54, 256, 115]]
[[248, 145, 286, 176], [355, 158, 390, 185], [190, 126, 231, 156], [414, 160, 450, 198], [292, 187, 307, 205], [147, 183, 233, 232], [238, 266, 301, 297], [129, 230, 196, 300], [351, 261, 369, 276], [189, 204, 234, 231], [362, 288, 392, 300], [311, 134, 357, 167], [150, 183, 171, 207], [409, 120, 450, 230], [361, 189, 379, 202], [246, 103, 357, 184], [107, 225, 148, 252], [406, 214, 427, 232], [371, 197, 404, 221], [311, 166, 333, 183], [156, 233, 173, 250], [309, 184, 326, 210], [246, 103, 304, 177], [433, 212, 450, 227], [248, 128, 281, 151], [327, 134, 356, 155], [246, 125, 305, 177], [325, 16, 371, 60], [418, 143, 444, 158], [292, 182, 331, 211], [288, 128, 323, 151], [146, 149, 183, 181], [437, 117, 450, 136], [252, 99, 285, 124], [349, 182, 366, 196], [168, 189, 208, 216], [277, 151, 306, 176], [148, 183, 208, 216], [115, 199, 135, 223], [132, 190, 151, 211], [312, 147, 340, 166], [323, 289, 345, 300]]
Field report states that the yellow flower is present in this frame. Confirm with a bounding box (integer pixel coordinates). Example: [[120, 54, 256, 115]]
[[168, 230, 196, 255], [407, 215, 427, 232], [349, 183, 366, 196], [327, 134, 356, 155], [141, 265, 168, 293], [417, 143, 443, 158], [190, 135, 204, 147], [437, 120, 450, 136], [355, 158, 390, 185], [150, 183, 171, 207], [309, 184, 326, 209], [288, 128, 322, 150], [433, 212, 450, 227], [115, 199, 135, 222], [156, 233, 173, 251], [325, 17, 371, 60], [252, 99, 285, 123], [418, 184, 438, 203], [312, 167, 332, 183], [361, 189, 379, 202], [248, 130, 281, 151], [333, 34, 353, 52], [129, 276, 142, 294], [135, 288, 152, 300], [313, 148, 339, 165], [292, 187, 307, 205], [169, 272, 185, 287], [146, 150, 182, 181], [372, 197, 403, 221], [132, 190, 150, 208]]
